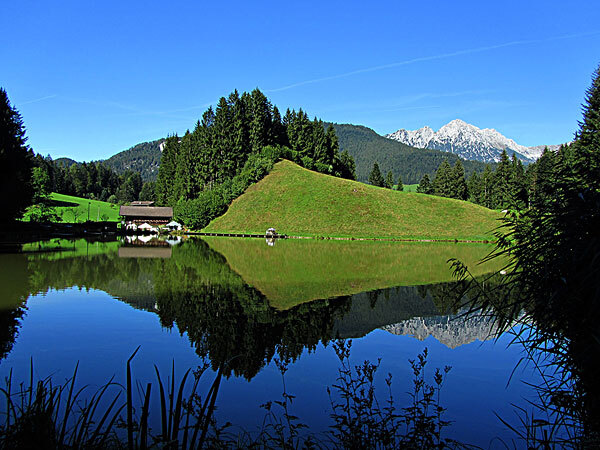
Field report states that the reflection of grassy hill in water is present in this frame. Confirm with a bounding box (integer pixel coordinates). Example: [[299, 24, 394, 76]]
[[203, 237, 504, 309], [204, 160, 500, 240]]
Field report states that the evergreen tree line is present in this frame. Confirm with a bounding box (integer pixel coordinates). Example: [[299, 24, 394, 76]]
[[413, 147, 571, 210], [31, 154, 155, 204], [156, 88, 355, 207]]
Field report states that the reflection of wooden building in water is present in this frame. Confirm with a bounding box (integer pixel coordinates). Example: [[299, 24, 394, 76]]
[[118, 236, 172, 258], [119, 205, 173, 230]]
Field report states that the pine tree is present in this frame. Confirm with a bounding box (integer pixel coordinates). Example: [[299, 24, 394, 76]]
[[530, 147, 557, 208], [368, 162, 385, 187], [451, 160, 468, 200], [493, 149, 512, 209], [467, 171, 482, 204], [396, 174, 404, 191], [433, 160, 453, 197], [155, 135, 179, 205], [481, 165, 495, 209], [385, 171, 394, 189], [312, 119, 328, 164], [249, 88, 272, 154], [509, 154, 528, 209], [337, 150, 356, 180], [0, 88, 34, 221], [324, 124, 339, 167], [416, 174, 433, 194], [270, 105, 287, 147], [573, 64, 600, 190]]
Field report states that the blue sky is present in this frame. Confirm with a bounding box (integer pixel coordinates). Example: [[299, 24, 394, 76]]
[[2, 1, 600, 161]]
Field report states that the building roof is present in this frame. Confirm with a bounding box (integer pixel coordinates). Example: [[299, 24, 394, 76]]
[[119, 205, 173, 218], [130, 201, 155, 206]]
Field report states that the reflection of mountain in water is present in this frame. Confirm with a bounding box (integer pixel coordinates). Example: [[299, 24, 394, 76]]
[[381, 312, 497, 349], [332, 287, 442, 339]]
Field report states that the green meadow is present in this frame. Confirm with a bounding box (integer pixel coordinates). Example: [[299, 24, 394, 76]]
[[204, 160, 501, 241], [22, 193, 121, 223], [204, 237, 504, 309]]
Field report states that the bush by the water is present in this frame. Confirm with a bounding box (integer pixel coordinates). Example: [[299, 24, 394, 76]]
[[175, 146, 283, 229]]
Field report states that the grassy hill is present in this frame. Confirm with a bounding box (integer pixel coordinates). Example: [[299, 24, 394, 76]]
[[331, 123, 489, 184], [204, 160, 501, 241], [22, 193, 121, 223]]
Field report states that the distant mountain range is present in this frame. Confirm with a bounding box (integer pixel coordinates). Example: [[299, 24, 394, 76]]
[[386, 119, 564, 163]]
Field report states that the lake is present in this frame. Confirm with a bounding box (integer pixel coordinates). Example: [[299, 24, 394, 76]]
[[0, 236, 542, 447]]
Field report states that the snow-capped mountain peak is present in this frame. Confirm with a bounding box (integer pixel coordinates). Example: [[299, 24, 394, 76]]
[[386, 120, 546, 163]]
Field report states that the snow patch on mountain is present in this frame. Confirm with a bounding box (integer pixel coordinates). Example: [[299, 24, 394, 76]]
[[386, 119, 555, 163]]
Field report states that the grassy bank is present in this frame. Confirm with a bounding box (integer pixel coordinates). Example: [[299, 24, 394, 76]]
[[204, 160, 501, 241]]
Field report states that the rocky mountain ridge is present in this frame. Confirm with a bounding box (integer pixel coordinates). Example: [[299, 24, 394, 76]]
[[386, 119, 562, 163]]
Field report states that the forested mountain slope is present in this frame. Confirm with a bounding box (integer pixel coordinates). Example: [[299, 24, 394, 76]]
[[103, 139, 164, 181]]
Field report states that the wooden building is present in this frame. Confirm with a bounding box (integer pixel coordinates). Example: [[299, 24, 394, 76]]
[[119, 205, 173, 230]]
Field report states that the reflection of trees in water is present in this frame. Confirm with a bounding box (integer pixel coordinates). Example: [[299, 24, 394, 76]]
[[0, 307, 26, 362], [155, 283, 350, 380], [0, 253, 30, 362]]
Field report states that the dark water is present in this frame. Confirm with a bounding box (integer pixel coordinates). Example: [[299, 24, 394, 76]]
[[0, 237, 542, 447]]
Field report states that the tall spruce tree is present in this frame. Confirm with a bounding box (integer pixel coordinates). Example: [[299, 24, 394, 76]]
[[493, 149, 512, 209], [573, 64, 600, 190], [396, 174, 404, 191], [467, 171, 483, 204], [481, 165, 495, 209], [324, 124, 339, 168], [433, 159, 453, 197], [451, 160, 468, 200], [249, 89, 272, 154], [417, 174, 433, 194], [385, 171, 394, 189], [337, 149, 356, 180], [368, 162, 385, 187], [155, 135, 179, 205], [0, 88, 34, 221], [510, 154, 528, 209]]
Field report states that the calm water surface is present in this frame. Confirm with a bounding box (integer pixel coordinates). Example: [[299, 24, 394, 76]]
[[0, 237, 540, 447]]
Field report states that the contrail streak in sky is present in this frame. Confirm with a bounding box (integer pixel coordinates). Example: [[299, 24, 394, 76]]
[[19, 94, 57, 105], [265, 31, 600, 93]]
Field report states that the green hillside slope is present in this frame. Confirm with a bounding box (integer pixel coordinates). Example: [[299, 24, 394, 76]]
[[22, 193, 121, 223], [331, 123, 489, 184], [204, 160, 501, 240]]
